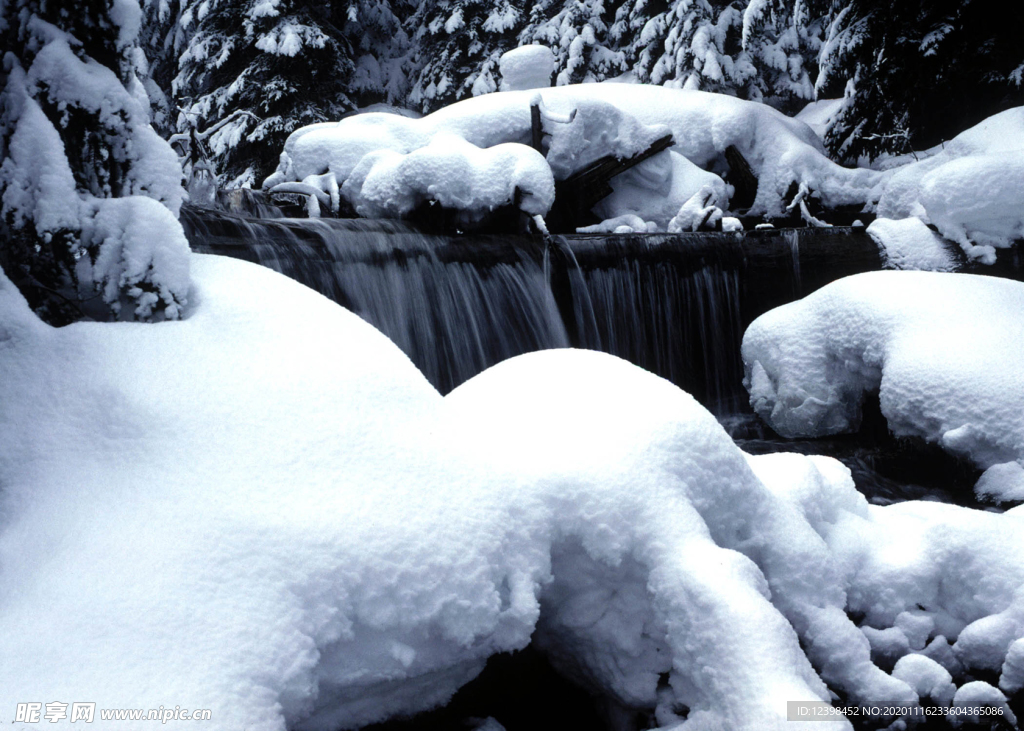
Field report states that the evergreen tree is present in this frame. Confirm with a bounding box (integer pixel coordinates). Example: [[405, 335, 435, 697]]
[[172, 0, 380, 187], [817, 0, 1024, 161], [0, 0, 189, 324], [518, 0, 627, 85], [407, 0, 529, 112], [612, 0, 819, 109]]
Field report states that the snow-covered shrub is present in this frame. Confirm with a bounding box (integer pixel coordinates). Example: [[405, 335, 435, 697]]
[[0, 1, 189, 324], [265, 84, 884, 229], [742, 270, 1024, 503]]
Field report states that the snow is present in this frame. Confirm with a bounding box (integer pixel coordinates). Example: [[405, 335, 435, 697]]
[[341, 134, 554, 224], [866, 217, 957, 272], [0, 18, 189, 320], [5, 253, 1024, 727], [793, 98, 843, 140], [875, 106, 1024, 264], [742, 271, 1024, 502], [264, 84, 883, 228], [498, 45, 553, 91], [891, 654, 955, 706]]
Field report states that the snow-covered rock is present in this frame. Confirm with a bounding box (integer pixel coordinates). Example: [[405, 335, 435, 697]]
[[866, 217, 957, 272], [875, 106, 1024, 264], [265, 84, 883, 228], [742, 270, 1024, 502], [341, 134, 554, 224], [499, 45, 554, 91]]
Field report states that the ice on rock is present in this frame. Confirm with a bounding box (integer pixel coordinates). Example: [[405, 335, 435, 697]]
[[742, 272, 1024, 488], [499, 45, 554, 91], [265, 84, 883, 228]]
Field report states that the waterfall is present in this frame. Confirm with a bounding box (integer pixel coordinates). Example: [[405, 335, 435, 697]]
[[182, 208, 882, 403], [182, 209, 569, 393]]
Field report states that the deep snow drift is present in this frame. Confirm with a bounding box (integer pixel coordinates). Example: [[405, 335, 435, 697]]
[[2, 256, 1022, 729], [743, 270, 1024, 503]]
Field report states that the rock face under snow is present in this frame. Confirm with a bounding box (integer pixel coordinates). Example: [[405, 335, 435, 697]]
[[742, 270, 1024, 502]]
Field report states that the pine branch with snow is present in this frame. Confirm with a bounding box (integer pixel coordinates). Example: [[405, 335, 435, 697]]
[[0, 0, 190, 324]]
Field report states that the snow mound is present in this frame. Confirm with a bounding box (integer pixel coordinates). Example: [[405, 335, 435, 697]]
[[1, 252, 921, 731], [793, 99, 844, 141], [499, 46, 554, 91], [342, 134, 554, 224], [265, 85, 883, 228], [742, 270, 1024, 502], [875, 106, 1024, 263], [5, 256, 1024, 727], [866, 217, 957, 272]]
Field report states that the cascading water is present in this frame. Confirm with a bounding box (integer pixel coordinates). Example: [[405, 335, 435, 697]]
[[182, 207, 883, 405], [183, 209, 569, 393]]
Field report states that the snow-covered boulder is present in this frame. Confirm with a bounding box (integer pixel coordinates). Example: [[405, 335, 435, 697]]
[[265, 84, 884, 229], [742, 270, 1024, 502], [341, 134, 554, 224], [874, 106, 1024, 264]]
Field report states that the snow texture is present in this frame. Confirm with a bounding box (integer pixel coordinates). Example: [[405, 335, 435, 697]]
[[0, 18, 189, 320], [498, 45, 553, 91], [264, 84, 884, 228], [875, 106, 1024, 264], [793, 98, 844, 141], [3, 256, 1024, 727], [743, 271, 1024, 503], [866, 217, 957, 272]]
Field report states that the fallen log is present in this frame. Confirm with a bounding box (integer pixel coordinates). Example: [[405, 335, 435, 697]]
[[546, 133, 675, 233]]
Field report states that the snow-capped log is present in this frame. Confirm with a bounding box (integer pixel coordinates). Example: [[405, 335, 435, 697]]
[[0, 8, 190, 324], [264, 84, 884, 232], [3, 254, 1024, 728], [742, 270, 1024, 504]]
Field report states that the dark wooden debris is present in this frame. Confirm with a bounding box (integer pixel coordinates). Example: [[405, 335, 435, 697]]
[[546, 132, 675, 233], [723, 144, 758, 212]]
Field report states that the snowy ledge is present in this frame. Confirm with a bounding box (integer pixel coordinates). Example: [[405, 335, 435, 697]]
[[0, 258, 1022, 729]]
